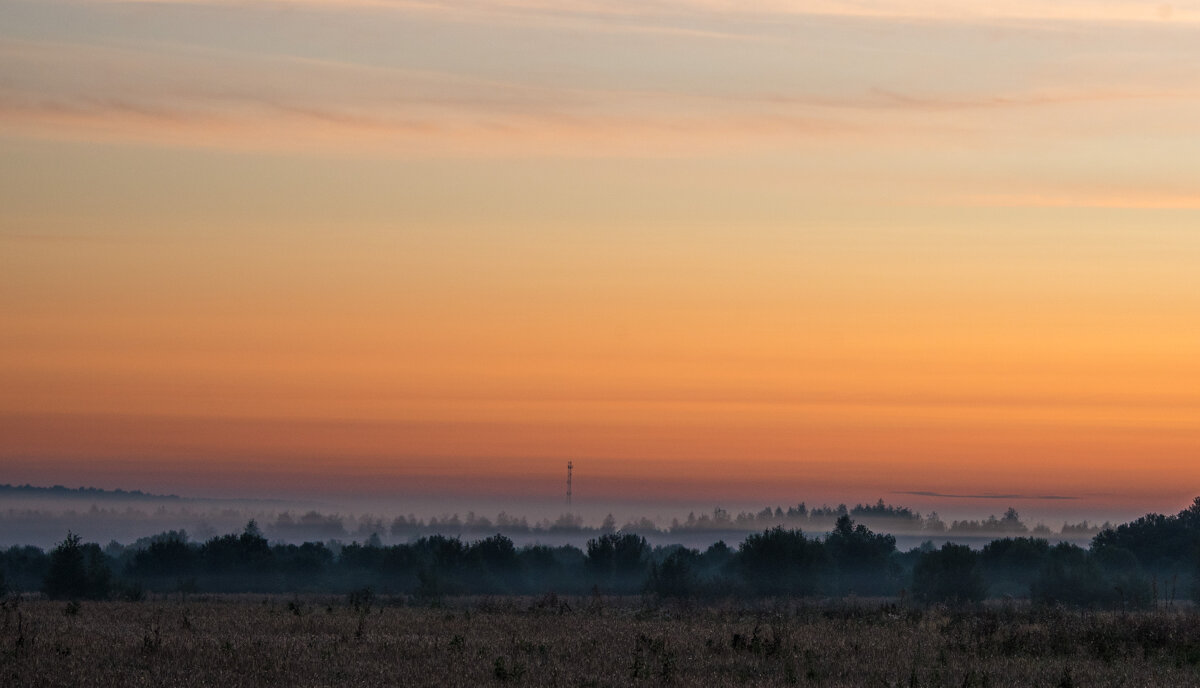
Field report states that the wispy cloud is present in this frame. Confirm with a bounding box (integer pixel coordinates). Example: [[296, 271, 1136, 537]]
[[4, 33, 1196, 156], [897, 491, 1080, 501], [0, 37, 864, 154]]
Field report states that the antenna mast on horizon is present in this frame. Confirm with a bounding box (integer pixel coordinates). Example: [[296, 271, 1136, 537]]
[[567, 461, 573, 511]]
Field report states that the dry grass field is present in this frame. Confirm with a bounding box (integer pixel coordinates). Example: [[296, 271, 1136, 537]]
[[3, 595, 1200, 687]]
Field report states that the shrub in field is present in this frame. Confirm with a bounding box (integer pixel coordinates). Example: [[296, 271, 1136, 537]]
[[347, 586, 375, 612], [492, 655, 526, 681], [912, 543, 985, 604]]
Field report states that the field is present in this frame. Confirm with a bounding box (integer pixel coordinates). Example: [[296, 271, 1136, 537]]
[[3, 595, 1200, 687]]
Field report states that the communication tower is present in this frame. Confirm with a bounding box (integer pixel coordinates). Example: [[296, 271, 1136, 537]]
[[567, 461, 573, 510]]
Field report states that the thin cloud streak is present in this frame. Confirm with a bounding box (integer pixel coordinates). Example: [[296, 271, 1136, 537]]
[[897, 491, 1080, 501], [4, 35, 1197, 155]]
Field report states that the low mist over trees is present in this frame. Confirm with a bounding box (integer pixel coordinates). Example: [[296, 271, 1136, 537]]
[[5, 498, 1200, 610], [4, 488, 1121, 551]]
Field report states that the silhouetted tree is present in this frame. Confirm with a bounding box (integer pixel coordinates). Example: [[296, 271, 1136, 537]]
[[516, 544, 558, 572], [471, 534, 518, 571], [824, 515, 899, 595], [586, 533, 648, 585], [979, 537, 1049, 597], [201, 521, 273, 573], [922, 512, 946, 533], [1093, 510, 1198, 573], [43, 532, 86, 599], [0, 545, 49, 593], [647, 548, 699, 599], [340, 541, 386, 570], [469, 534, 521, 592], [414, 534, 468, 570], [999, 508, 1029, 534], [273, 542, 333, 574], [738, 527, 829, 596], [700, 540, 734, 579], [1032, 543, 1151, 609], [43, 532, 111, 600], [405, 535, 469, 595], [850, 499, 920, 524], [128, 535, 196, 577], [912, 543, 985, 604], [600, 514, 617, 534]]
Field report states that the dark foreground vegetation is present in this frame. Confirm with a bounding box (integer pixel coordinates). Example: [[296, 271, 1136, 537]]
[[4, 596, 1200, 687], [6, 498, 1200, 609], [4, 499, 1200, 686]]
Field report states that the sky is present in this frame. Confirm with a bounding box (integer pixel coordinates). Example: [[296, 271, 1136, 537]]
[[2, 0, 1200, 522]]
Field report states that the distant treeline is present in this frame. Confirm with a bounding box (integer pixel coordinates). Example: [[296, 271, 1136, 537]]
[[320, 500, 1101, 538], [1, 493, 1112, 548], [5, 498, 1200, 610], [0, 483, 180, 501]]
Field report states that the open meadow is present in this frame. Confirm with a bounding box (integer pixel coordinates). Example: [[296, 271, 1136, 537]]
[[3, 595, 1200, 687]]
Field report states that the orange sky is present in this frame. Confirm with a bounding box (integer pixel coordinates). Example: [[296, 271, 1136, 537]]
[[2, 0, 1200, 517]]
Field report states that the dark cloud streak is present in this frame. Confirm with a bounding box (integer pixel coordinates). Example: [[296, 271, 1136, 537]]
[[896, 490, 1079, 501]]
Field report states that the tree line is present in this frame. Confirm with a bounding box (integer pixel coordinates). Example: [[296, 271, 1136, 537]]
[[5, 499, 1200, 609], [0, 497, 1112, 552], [299, 500, 1097, 538]]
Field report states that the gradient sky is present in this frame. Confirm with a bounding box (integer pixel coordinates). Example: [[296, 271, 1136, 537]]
[[3, 0, 1200, 518]]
